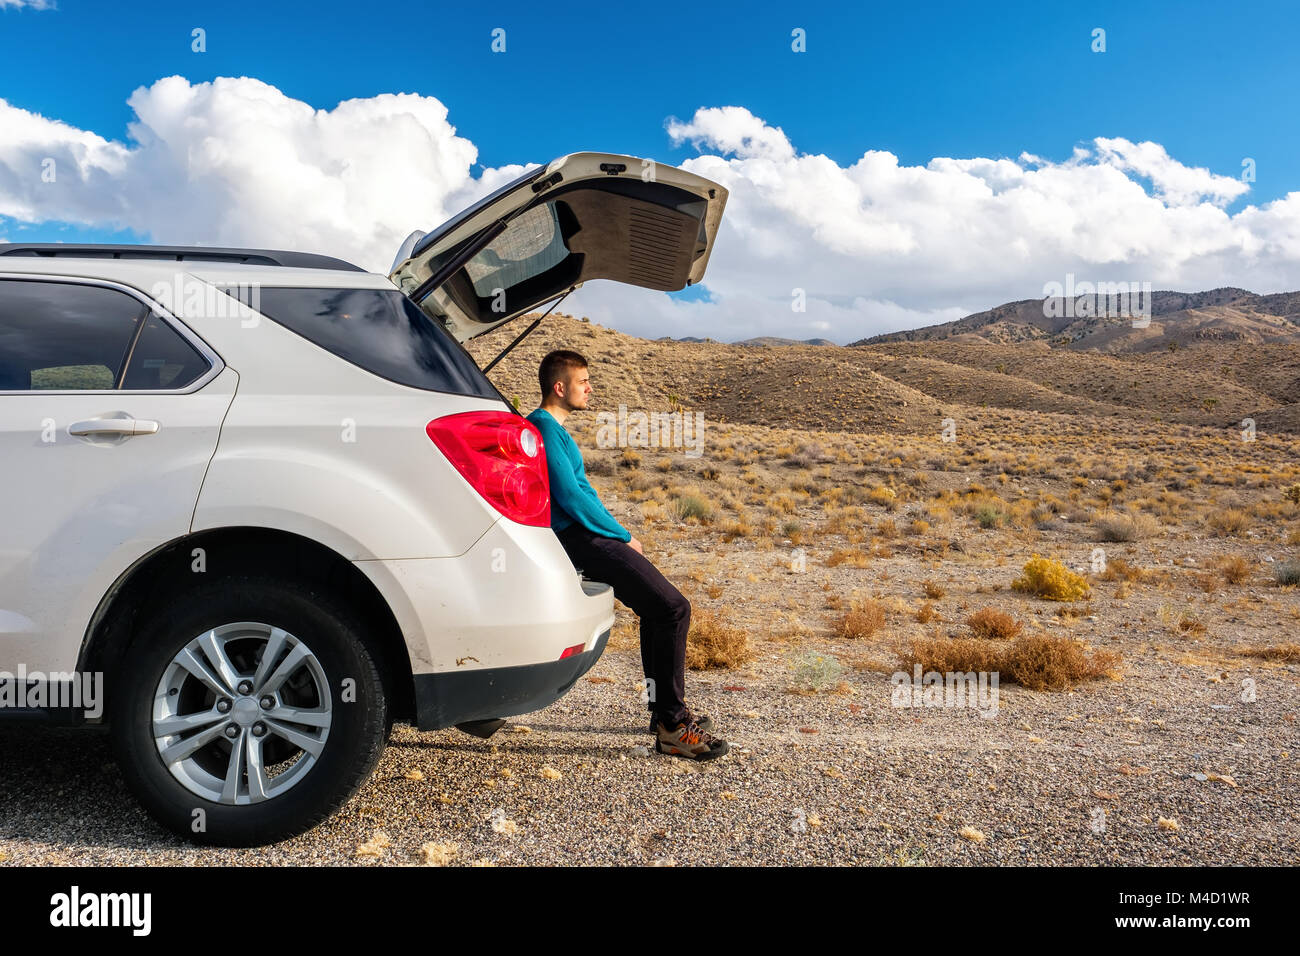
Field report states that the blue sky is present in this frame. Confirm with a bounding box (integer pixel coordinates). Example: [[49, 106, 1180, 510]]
[[2, 0, 1298, 340]]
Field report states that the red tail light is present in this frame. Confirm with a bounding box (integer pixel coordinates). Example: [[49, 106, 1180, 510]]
[[426, 411, 550, 527]]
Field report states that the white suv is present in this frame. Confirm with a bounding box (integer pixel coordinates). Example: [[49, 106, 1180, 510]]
[[0, 153, 727, 846]]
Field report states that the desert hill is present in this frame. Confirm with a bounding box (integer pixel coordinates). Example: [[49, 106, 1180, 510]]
[[467, 310, 1300, 437], [854, 288, 1300, 354]]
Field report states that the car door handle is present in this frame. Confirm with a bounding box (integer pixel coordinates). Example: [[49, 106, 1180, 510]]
[[68, 418, 160, 437]]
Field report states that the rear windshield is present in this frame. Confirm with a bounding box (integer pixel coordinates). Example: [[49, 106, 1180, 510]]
[[229, 286, 504, 400]]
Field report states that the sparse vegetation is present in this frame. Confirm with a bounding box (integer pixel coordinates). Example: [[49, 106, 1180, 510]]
[[1092, 513, 1160, 541], [788, 650, 846, 692], [1207, 508, 1252, 536], [1011, 555, 1092, 601], [831, 599, 887, 639], [966, 608, 1023, 641], [671, 494, 714, 523], [685, 611, 751, 669], [1274, 561, 1300, 587], [898, 633, 1121, 691]]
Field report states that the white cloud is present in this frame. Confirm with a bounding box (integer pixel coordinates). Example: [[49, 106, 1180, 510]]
[[1, 76, 480, 272], [0, 1, 56, 9], [2, 84, 1300, 344]]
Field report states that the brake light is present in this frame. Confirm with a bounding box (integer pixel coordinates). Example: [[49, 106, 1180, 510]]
[[426, 411, 550, 527]]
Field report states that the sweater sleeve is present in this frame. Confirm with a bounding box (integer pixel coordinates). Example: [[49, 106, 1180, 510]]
[[531, 411, 631, 541]]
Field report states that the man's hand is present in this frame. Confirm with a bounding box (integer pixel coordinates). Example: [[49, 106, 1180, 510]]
[[628, 536, 644, 555]]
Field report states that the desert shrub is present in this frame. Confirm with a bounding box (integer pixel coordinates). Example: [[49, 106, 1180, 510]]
[[719, 515, 752, 541], [898, 637, 1002, 674], [789, 650, 844, 692], [685, 610, 751, 669], [1274, 561, 1300, 586], [618, 448, 642, 469], [1216, 556, 1248, 587], [974, 505, 1005, 529], [1001, 634, 1121, 691], [1099, 557, 1151, 583], [1092, 513, 1160, 541], [831, 600, 886, 639], [967, 608, 1023, 641], [585, 455, 614, 476], [1238, 643, 1300, 662], [1011, 555, 1092, 601], [768, 493, 798, 515], [922, 579, 946, 600], [1207, 508, 1252, 536], [672, 494, 714, 522], [825, 548, 871, 568], [867, 485, 899, 510]]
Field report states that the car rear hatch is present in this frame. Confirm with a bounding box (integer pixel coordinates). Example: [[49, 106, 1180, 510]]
[[389, 152, 728, 348]]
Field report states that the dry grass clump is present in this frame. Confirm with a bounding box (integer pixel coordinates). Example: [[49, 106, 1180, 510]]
[[1011, 555, 1091, 601], [685, 610, 752, 669], [671, 493, 714, 523], [966, 608, 1024, 641], [899, 633, 1120, 691], [899, 637, 1002, 674], [1098, 557, 1153, 583], [1001, 634, 1121, 691], [831, 599, 887, 639], [1092, 513, 1160, 541], [1207, 508, 1252, 536], [1237, 643, 1300, 662], [825, 547, 871, 568], [922, 579, 946, 600], [1274, 560, 1300, 587]]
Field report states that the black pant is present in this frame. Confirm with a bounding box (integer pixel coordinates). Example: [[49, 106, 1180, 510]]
[[556, 524, 690, 727]]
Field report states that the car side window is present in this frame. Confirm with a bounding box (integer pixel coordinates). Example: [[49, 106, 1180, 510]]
[[0, 279, 146, 391], [120, 312, 209, 390]]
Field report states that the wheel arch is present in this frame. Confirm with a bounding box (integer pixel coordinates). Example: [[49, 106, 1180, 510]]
[[79, 526, 415, 725]]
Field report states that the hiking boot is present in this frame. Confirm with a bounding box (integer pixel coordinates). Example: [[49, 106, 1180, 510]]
[[648, 711, 714, 736], [654, 718, 729, 761]]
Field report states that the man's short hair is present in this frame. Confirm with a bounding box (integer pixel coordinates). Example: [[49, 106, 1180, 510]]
[[539, 349, 588, 400]]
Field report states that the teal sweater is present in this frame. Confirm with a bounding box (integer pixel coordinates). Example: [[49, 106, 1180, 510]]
[[526, 407, 631, 541]]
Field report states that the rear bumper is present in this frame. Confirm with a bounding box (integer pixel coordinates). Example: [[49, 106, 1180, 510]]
[[412, 627, 609, 730], [352, 518, 617, 730]]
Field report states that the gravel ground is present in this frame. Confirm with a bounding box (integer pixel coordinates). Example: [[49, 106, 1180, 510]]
[[1, 643, 1296, 866]]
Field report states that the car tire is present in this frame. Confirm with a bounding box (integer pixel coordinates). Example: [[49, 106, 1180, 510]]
[[110, 576, 389, 847]]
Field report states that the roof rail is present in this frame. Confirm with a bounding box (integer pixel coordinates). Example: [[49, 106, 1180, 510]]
[[0, 243, 367, 273]]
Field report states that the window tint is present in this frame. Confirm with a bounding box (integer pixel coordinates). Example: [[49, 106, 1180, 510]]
[[121, 313, 209, 390], [235, 286, 503, 398], [464, 204, 568, 297], [0, 279, 146, 390]]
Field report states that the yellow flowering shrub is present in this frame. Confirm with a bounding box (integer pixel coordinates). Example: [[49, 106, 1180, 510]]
[[1011, 554, 1092, 601]]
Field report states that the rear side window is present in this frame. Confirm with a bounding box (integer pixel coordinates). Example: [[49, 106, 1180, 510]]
[[0, 278, 146, 390], [237, 286, 502, 398], [121, 313, 209, 390]]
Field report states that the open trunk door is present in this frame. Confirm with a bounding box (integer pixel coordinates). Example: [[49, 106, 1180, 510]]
[[389, 152, 728, 348]]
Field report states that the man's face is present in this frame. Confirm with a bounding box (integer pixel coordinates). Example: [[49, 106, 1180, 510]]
[[559, 366, 592, 411]]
